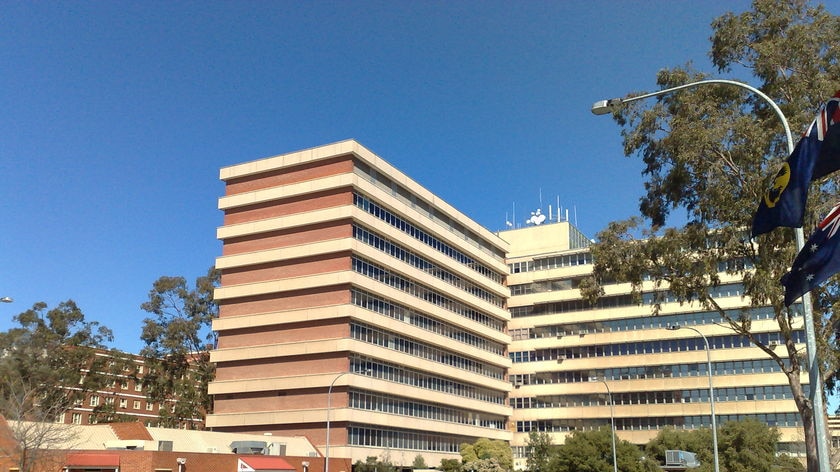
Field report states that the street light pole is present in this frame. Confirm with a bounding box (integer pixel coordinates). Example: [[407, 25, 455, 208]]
[[325, 371, 350, 472], [667, 325, 719, 472], [592, 79, 830, 472], [0, 297, 12, 303], [590, 377, 618, 472]]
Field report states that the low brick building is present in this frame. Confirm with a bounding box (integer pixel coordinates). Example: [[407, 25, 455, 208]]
[[0, 417, 350, 472]]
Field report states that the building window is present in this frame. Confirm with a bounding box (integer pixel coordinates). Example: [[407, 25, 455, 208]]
[[120, 380, 129, 389], [105, 397, 115, 406], [89, 395, 100, 407], [71, 413, 82, 425], [133, 400, 141, 410], [146, 402, 154, 411], [119, 399, 128, 409], [135, 382, 142, 392]]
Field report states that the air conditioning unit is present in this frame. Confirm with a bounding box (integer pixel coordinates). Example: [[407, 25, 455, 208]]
[[665, 450, 700, 468], [230, 440, 267, 454]]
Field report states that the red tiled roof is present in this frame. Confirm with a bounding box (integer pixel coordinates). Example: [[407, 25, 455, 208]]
[[239, 456, 296, 470], [66, 453, 120, 467], [109, 421, 153, 440]]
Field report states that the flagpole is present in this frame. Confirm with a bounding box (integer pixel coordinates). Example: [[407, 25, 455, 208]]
[[592, 79, 830, 472]]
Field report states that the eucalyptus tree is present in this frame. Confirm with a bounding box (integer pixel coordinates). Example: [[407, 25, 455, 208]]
[[139, 267, 219, 428], [0, 300, 118, 419], [581, 1, 840, 471], [0, 300, 122, 472]]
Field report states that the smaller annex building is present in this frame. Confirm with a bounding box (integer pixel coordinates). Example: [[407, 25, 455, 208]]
[[0, 417, 350, 472]]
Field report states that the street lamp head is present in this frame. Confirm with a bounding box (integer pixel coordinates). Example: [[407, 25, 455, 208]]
[[0, 297, 12, 303], [591, 98, 623, 115], [666, 325, 681, 331]]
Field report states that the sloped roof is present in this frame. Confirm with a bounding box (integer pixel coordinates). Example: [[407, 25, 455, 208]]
[[239, 456, 296, 471], [8, 421, 319, 457], [109, 422, 153, 440]]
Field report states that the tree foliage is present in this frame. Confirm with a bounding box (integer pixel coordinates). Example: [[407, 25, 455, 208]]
[[0, 301, 119, 418], [547, 428, 648, 472], [462, 458, 507, 472], [461, 438, 513, 472], [440, 458, 463, 472], [353, 455, 396, 472], [527, 421, 797, 472], [645, 421, 804, 472], [0, 301, 122, 472], [644, 427, 712, 471], [525, 431, 555, 472], [139, 267, 219, 428], [582, 2, 840, 470]]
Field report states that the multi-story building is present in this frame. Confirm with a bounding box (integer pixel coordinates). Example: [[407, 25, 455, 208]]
[[503, 222, 807, 469], [208, 140, 806, 468], [61, 351, 204, 429], [208, 140, 513, 466]]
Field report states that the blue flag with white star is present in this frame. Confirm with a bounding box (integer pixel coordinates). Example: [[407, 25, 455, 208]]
[[781, 203, 840, 306], [752, 93, 840, 238]]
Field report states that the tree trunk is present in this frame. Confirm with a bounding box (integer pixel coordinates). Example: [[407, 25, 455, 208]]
[[789, 371, 819, 472]]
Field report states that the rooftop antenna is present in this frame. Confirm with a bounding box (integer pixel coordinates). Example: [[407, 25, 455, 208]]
[[513, 202, 516, 229]]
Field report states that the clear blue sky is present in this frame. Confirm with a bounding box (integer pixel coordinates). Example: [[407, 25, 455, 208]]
[[3, 0, 825, 355]]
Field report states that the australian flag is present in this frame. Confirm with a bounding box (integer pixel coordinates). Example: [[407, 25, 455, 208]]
[[751, 92, 840, 238], [781, 203, 840, 306]]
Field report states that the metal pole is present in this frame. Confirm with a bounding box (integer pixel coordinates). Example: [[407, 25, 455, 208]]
[[593, 79, 829, 472], [592, 377, 618, 472], [680, 326, 720, 472], [325, 372, 350, 472], [605, 380, 618, 472]]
